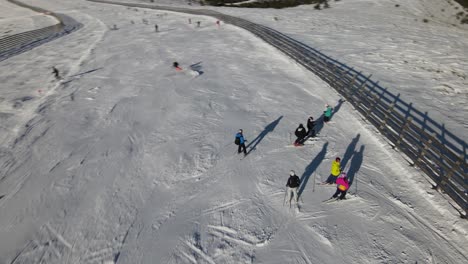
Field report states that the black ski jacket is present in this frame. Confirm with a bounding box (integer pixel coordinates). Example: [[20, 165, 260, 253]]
[[295, 125, 307, 138], [286, 175, 301, 188], [307, 119, 316, 131]]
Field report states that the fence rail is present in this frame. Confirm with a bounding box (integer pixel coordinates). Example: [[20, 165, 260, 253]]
[[89, 0, 467, 217], [0, 0, 82, 62]]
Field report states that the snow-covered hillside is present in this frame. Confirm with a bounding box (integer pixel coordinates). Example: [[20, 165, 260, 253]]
[[0, 0, 466, 263], [213, 0, 468, 142], [0, 0, 58, 37]]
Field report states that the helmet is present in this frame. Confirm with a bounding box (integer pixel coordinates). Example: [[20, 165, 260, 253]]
[[238, 129, 243, 133], [290, 170, 295, 176], [336, 157, 341, 162], [340, 172, 347, 178]]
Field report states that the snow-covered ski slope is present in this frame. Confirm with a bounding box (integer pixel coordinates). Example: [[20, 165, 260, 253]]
[[0, 0, 467, 263], [214, 0, 468, 143]]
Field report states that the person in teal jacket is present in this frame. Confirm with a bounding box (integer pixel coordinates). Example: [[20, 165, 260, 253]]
[[323, 104, 333, 123]]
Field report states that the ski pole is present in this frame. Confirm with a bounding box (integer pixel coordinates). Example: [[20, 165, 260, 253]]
[[313, 172, 316, 192], [283, 188, 287, 206]]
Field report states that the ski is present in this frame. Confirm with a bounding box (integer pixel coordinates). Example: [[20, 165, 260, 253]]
[[287, 202, 301, 213], [322, 197, 339, 204], [323, 197, 353, 204]]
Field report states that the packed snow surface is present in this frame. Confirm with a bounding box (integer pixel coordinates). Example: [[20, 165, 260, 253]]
[[0, 0, 467, 263], [214, 0, 468, 142]]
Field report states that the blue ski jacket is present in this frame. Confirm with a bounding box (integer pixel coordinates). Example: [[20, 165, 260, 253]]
[[235, 133, 245, 144]]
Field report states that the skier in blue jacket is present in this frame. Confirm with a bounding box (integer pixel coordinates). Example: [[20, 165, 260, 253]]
[[235, 129, 247, 155]]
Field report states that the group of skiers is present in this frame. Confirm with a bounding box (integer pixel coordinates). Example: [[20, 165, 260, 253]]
[[293, 104, 332, 146], [285, 157, 349, 206], [234, 103, 350, 207], [153, 17, 219, 33]]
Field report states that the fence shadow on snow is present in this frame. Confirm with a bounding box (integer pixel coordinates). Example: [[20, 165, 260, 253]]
[[87, 0, 467, 218]]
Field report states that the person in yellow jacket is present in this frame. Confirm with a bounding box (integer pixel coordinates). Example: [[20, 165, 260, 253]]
[[324, 157, 341, 184]]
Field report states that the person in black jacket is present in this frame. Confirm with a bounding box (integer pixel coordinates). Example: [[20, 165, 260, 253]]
[[52, 66, 61, 80], [306, 116, 316, 138], [294, 124, 308, 146], [286, 170, 301, 206]]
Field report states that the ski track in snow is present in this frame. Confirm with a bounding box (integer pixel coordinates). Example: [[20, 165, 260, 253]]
[[0, 0, 467, 263]]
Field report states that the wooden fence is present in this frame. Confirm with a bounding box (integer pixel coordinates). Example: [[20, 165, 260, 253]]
[[0, 0, 82, 62], [89, 0, 466, 217]]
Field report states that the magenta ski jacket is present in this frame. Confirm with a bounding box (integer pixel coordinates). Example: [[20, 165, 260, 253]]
[[336, 177, 349, 191]]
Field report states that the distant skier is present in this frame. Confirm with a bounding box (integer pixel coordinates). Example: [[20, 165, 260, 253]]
[[216, 20, 220, 28], [294, 124, 307, 146], [286, 170, 301, 206], [196, 21, 201, 27], [323, 104, 333, 123], [331, 172, 349, 200], [235, 129, 247, 155], [324, 157, 341, 184], [52, 66, 61, 80], [173, 61, 182, 71], [188, 18, 192, 24], [155, 24, 158, 32], [306, 116, 316, 138]]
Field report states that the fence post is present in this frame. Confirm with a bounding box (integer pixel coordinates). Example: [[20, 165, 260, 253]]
[[351, 74, 372, 98], [379, 102, 396, 131], [435, 159, 461, 192], [393, 117, 413, 149], [412, 133, 435, 167], [364, 92, 381, 119], [347, 71, 360, 91], [379, 94, 400, 131], [331, 64, 341, 91]]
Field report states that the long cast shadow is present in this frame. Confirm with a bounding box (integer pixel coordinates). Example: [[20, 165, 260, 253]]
[[246, 116, 283, 155], [330, 98, 345, 119], [341, 134, 360, 170], [315, 99, 346, 136], [347, 145, 365, 186], [314, 113, 325, 136], [298, 142, 329, 198], [68, 67, 103, 78]]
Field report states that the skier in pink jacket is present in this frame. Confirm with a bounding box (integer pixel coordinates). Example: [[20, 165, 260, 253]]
[[332, 172, 349, 200]]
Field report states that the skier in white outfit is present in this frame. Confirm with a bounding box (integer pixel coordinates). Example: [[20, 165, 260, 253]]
[[286, 170, 301, 206]]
